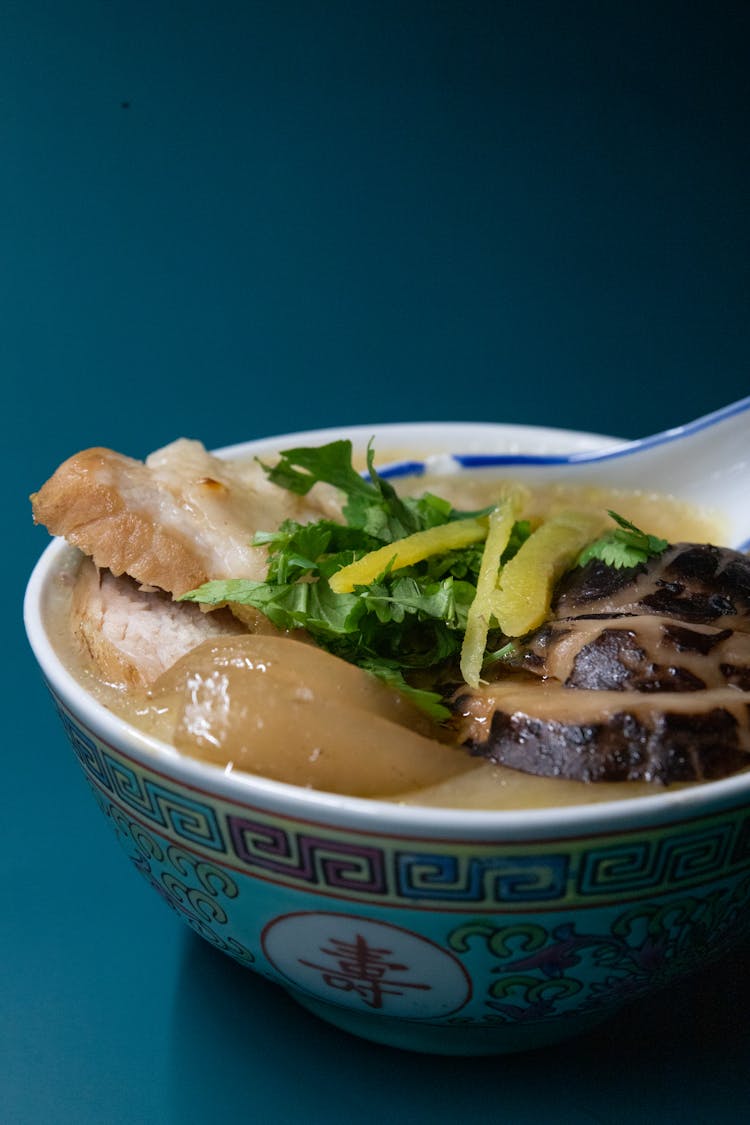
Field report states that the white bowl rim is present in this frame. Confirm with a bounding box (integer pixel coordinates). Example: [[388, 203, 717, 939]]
[[24, 419, 750, 839]]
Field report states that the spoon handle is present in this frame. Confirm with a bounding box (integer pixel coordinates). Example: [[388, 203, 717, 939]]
[[380, 395, 750, 551]]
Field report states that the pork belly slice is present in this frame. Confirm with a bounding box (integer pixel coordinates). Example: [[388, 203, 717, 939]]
[[72, 559, 247, 687], [553, 543, 750, 631], [31, 439, 342, 597], [455, 677, 750, 784], [511, 615, 750, 692]]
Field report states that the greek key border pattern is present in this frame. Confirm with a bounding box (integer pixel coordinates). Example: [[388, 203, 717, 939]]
[[54, 697, 750, 910]]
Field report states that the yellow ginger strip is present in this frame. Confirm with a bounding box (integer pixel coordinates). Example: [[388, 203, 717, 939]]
[[459, 499, 520, 689], [492, 510, 608, 637], [328, 516, 488, 594]]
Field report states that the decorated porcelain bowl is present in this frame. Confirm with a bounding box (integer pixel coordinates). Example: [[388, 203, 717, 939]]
[[24, 422, 750, 1055]]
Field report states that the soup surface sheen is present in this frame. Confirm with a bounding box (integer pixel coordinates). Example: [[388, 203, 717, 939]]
[[47, 466, 724, 810]]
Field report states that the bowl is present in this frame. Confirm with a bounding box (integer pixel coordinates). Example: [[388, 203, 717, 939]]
[[24, 421, 750, 1055]]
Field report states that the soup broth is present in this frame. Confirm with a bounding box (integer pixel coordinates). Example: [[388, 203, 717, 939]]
[[45, 466, 726, 810]]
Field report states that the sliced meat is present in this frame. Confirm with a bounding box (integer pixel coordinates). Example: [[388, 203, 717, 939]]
[[455, 676, 750, 783], [71, 559, 247, 687], [31, 439, 342, 597]]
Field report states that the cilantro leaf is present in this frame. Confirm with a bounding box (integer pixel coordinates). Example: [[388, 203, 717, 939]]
[[182, 441, 548, 720], [577, 510, 669, 570], [358, 658, 452, 722], [260, 439, 424, 544], [253, 519, 379, 583], [181, 577, 365, 637], [259, 438, 490, 545], [259, 440, 372, 501]]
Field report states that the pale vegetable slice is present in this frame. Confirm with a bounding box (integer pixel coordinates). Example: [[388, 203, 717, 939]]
[[459, 500, 520, 688], [492, 510, 607, 637], [151, 635, 479, 796], [328, 516, 488, 593]]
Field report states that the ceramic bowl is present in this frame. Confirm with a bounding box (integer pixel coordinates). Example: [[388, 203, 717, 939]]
[[24, 422, 750, 1055]]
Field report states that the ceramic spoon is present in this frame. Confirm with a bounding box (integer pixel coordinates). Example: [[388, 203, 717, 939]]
[[381, 395, 750, 552]]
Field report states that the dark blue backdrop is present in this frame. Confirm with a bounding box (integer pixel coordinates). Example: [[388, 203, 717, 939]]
[[4, 3, 749, 1122]]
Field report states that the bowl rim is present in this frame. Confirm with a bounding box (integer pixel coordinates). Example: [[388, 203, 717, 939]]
[[24, 419, 750, 839]]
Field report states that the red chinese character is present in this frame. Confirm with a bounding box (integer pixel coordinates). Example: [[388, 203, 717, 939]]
[[300, 933, 431, 1009]]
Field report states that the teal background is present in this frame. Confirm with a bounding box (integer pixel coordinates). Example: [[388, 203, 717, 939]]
[[4, 2, 750, 1121]]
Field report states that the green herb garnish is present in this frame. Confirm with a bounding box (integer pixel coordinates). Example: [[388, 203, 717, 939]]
[[180, 447, 669, 718], [576, 510, 668, 570], [180, 439, 527, 719]]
